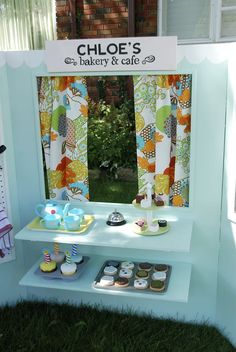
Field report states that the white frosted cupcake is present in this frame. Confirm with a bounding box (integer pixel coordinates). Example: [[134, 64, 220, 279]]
[[61, 251, 77, 276]]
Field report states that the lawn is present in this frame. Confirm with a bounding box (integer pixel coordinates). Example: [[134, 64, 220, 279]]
[[0, 301, 234, 352], [89, 176, 138, 204]]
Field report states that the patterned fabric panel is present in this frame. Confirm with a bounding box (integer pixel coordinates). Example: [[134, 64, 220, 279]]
[[38, 76, 89, 201], [133, 74, 192, 207]]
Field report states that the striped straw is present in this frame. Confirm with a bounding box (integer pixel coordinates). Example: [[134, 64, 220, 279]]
[[43, 250, 51, 263], [71, 244, 77, 257], [54, 242, 59, 255], [65, 251, 72, 265]]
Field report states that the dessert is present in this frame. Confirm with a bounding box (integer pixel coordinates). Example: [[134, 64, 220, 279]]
[[114, 277, 129, 287], [119, 268, 133, 279], [50, 243, 65, 264], [135, 270, 149, 279], [134, 279, 148, 290], [138, 262, 152, 271], [71, 244, 83, 264], [154, 264, 169, 272], [132, 219, 147, 233], [152, 271, 166, 281], [107, 260, 120, 268], [100, 275, 114, 286], [61, 251, 77, 276], [135, 193, 145, 204], [154, 196, 164, 206], [104, 265, 118, 276], [121, 261, 135, 270], [158, 219, 167, 228], [40, 250, 57, 273], [150, 280, 165, 292]]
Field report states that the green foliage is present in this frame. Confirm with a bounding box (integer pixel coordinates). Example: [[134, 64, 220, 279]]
[[88, 99, 137, 178]]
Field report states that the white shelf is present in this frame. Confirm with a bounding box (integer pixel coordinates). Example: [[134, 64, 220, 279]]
[[15, 215, 193, 253], [19, 255, 192, 303]]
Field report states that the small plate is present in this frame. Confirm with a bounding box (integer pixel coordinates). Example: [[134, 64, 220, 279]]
[[131, 220, 170, 236]]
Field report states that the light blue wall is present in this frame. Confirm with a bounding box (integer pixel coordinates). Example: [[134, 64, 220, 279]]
[[0, 62, 26, 304], [0, 45, 235, 345], [216, 55, 236, 345]]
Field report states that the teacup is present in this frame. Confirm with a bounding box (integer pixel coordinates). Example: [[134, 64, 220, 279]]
[[68, 208, 85, 222], [40, 213, 61, 230], [63, 215, 81, 231]]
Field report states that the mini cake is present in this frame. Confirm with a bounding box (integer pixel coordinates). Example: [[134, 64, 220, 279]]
[[154, 196, 164, 206], [152, 271, 166, 281], [158, 219, 167, 228], [121, 261, 135, 270], [50, 243, 65, 264], [135, 193, 145, 204], [135, 270, 149, 279], [61, 251, 77, 276], [71, 244, 83, 264], [100, 275, 114, 286], [119, 268, 133, 279], [114, 277, 129, 288], [40, 250, 57, 273], [107, 260, 120, 268], [132, 219, 147, 233], [150, 280, 165, 292], [134, 279, 148, 290], [138, 262, 152, 271], [154, 264, 169, 272], [104, 265, 118, 276]]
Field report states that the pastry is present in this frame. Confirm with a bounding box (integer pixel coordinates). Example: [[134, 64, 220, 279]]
[[158, 219, 167, 227], [50, 243, 65, 263], [135, 270, 149, 279], [104, 265, 118, 275], [152, 271, 166, 281], [61, 251, 77, 276], [132, 219, 147, 233], [154, 264, 168, 272], [121, 261, 134, 270], [150, 280, 165, 292], [138, 262, 152, 271], [135, 193, 145, 204], [71, 244, 83, 263], [107, 260, 120, 268], [114, 277, 129, 287], [154, 196, 164, 206], [134, 279, 148, 290], [40, 250, 57, 273], [119, 268, 133, 279], [100, 275, 114, 286]]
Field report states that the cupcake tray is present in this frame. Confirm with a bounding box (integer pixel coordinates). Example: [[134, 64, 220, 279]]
[[34, 256, 90, 281], [93, 260, 172, 294]]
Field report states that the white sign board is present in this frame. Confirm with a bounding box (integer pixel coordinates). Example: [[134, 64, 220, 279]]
[[46, 37, 177, 73]]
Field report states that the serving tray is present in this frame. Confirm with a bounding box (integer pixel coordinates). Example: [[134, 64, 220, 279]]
[[27, 215, 94, 235], [34, 255, 90, 281], [131, 220, 170, 236], [93, 259, 171, 294]]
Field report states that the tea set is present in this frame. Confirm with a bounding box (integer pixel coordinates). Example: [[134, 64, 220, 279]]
[[35, 202, 85, 231]]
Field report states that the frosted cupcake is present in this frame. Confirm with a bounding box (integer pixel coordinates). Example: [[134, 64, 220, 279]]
[[50, 243, 65, 264], [61, 251, 77, 276], [40, 250, 57, 273]]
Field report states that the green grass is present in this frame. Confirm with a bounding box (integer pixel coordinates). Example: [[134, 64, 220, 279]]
[[89, 177, 138, 204], [0, 301, 234, 352]]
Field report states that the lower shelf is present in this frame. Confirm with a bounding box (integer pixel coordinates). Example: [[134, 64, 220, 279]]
[[19, 255, 192, 303]]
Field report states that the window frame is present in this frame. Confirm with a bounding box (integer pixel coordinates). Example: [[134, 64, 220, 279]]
[[158, 0, 236, 44]]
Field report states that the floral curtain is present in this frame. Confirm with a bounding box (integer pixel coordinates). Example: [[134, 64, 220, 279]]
[[38, 76, 89, 201], [134, 74, 191, 207]]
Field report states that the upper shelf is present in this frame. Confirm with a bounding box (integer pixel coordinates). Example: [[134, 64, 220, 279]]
[[15, 214, 193, 253]]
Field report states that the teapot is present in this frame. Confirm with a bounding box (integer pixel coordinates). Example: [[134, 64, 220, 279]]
[[35, 201, 70, 219]]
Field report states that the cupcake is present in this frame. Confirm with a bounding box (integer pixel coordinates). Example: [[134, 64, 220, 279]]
[[61, 251, 77, 276], [40, 250, 57, 273], [154, 264, 169, 272], [71, 244, 83, 264], [50, 243, 65, 264], [135, 270, 149, 279], [135, 193, 145, 204]]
